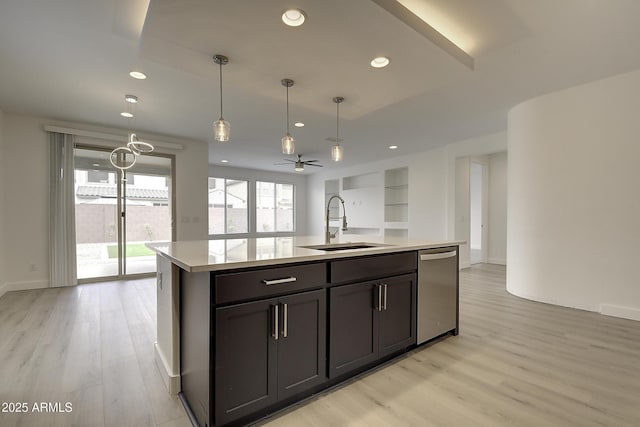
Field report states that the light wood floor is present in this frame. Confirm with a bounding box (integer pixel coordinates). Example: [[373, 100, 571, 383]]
[[1, 265, 639, 426], [260, 264, 640, 427], [0, 279, 191, 427]]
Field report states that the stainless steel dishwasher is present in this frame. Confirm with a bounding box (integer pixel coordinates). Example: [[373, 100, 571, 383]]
[[417, 247, 459, 344]]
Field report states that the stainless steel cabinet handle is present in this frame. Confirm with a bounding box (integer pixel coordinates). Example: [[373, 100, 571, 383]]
[[262, 277, 297, 286], [377, 284, 383, 311], [383, 283, 388, 310], [282, 303, 288, 338], [419, 251, 457, 261], [272, 304, 279, 341]]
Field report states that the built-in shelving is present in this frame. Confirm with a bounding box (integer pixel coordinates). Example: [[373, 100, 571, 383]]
[[384, 168, 408, 226], [324, 167, 409, 238]]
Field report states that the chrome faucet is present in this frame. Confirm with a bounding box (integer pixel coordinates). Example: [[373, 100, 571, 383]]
[[326, 195, 348, 243]]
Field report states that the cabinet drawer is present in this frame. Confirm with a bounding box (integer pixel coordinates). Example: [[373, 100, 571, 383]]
[[215, 263, 327, 304], [330, 252, 417, 284]]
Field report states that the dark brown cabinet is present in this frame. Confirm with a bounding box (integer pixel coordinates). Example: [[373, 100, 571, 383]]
[[215, 289, 326, 425], [178, 250, 441, 426], [329, 273, 416, 378]]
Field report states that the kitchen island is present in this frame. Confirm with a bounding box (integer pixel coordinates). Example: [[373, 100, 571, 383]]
[[149, 236, 461, 427]]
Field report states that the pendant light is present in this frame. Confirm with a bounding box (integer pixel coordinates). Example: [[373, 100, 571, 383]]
[[281, 78, 295, 155], [213, 54, 230, 142], [111, 94, 154, 179], [331, 96, 344, 162]]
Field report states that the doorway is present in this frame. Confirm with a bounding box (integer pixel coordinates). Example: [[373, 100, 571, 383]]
[[469, 161, 488, 264], [74, 146, 174, 281]]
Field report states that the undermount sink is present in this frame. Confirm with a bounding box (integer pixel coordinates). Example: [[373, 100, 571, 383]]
[[299, 242, 392, 251]]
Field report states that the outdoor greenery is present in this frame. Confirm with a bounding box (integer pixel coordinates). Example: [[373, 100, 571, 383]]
[[106, 243, 155, 258]]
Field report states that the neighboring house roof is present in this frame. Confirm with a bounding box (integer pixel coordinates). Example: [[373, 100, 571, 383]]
[[77, 185, 168, 200], [208, 188, 246, 206]]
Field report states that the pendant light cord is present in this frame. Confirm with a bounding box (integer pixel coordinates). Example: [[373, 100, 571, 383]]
[[219, 62, 224, 117], [286, 85, 290, 134], [336, 101, 340, 146]]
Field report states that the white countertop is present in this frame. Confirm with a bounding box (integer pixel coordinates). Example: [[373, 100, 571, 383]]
[[148, 236, 463, 273]]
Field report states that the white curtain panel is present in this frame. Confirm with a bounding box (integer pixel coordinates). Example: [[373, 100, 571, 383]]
[[49, 132, 77, 287]]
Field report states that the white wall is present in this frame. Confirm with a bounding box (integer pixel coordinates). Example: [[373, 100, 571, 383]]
[[0, 113, 208, 295], [306, 132, 507, 250], [507, 68, 640, 321], [306, 154, 420, 237], [2, 114, 50, 293], [488, 151, 507, 264], [0, 109, 5, 294], [208, 164, 308, 235]]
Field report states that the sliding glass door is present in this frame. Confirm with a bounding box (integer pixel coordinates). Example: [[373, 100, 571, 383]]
[[74, 146, 174, 281]]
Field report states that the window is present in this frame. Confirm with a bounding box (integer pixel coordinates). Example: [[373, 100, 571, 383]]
[[208, 178, 248, 234], [87, 170, 110, 183], [256, 181, 294, 233]]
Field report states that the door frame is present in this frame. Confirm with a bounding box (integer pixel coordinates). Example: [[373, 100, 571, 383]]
[[470, 159, 489, 264], [74, 143, 176, 283]]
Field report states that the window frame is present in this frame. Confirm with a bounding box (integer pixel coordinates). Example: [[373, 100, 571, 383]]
[[208, 176, 296, 238], [208, 177, 249, 236], [255, 180, 295, 234]]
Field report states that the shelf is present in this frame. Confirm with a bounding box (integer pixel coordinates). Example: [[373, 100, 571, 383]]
[[384, 221, 408, 229], [343, 172, 380, 190], [384, 184, 408, 189], [384, 203, 408, 206]]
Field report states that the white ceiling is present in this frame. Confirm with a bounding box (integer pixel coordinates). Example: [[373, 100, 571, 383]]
[[1, 0, 640, 174]]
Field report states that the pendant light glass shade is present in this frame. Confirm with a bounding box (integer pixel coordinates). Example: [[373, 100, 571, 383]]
[[332, 96, 344, 162], [213, 119, 230, 142], [331, 144, 344, 162], [282, 133, 295, 155], [213, 54, 230, 142], [281, 79, 295, 154]]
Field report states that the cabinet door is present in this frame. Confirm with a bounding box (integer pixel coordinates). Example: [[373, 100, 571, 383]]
[[215, 298, 278, 425], [277, 289, 327, 400], [329, 281, 379, 378], [378, 273, 417, 358]]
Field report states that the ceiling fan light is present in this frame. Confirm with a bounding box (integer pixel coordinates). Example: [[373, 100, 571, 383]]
[[282, 133, 295, 155], [295, 161, 304, 172], [331, 144, 344, 162], [214, 118, 230, 142]]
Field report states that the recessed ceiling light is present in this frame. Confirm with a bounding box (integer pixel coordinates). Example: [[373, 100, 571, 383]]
[[129, 71, 147, 80], [125, 94, 138, 103], [282, 9, 306, 27], [389, 145, 398, 150], [294, 121, 305, 127], [370, 56, 390, 68], [92, 163, 100, 167], [220, 159, 229, 163], [121, 112, 133, 118]]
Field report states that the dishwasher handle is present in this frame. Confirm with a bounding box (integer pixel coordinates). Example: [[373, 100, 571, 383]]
[[420, 250, 457, 261]]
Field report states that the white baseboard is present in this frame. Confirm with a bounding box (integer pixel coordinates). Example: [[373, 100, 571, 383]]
[[0, 279, 49, 299], [487, 257, 507, 265], [154, 342, 181, 395], [600, 304, 640, 322]]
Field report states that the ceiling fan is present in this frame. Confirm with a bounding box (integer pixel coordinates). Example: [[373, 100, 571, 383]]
[[275, 154, 323, 172]]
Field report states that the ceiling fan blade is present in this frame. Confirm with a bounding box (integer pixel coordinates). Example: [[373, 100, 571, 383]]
[[304, 159, 320, 163], [305, 163, 323, 167]]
